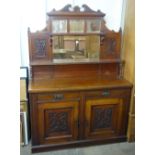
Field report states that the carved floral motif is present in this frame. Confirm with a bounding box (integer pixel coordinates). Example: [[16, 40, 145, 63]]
[[47, 111, 69, 133], [35, 39, 46, 56], [92, 107, 113, 129]]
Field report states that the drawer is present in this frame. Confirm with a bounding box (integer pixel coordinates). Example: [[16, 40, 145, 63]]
[[37, 92, 80, 102], [84, 88, 131, 98]]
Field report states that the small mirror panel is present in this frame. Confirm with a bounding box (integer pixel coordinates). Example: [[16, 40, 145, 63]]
[[52, 20, 67, 33]]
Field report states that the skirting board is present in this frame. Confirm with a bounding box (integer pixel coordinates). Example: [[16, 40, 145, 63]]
[[32, 136, 127, 153]]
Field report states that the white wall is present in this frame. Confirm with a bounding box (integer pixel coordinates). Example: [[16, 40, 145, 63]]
[[120, 0, 128, 33], [20, 0, 46, 66], [46, 0, 123, 31], [20, 0, 124, 66]]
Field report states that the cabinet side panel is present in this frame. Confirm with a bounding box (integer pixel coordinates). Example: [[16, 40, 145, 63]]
[[29, 94, 39, 145]]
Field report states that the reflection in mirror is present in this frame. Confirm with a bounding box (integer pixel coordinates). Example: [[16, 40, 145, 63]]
[[52, 35, 100, 61], [70, 20, 84, 33], [52, 20, 67, 33], [87, 20, 101, 33]]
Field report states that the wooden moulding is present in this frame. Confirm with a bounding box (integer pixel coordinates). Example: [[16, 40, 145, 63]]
[[47, 4, 105, 17], [32, 136, 127, 153], [30, 59, 123, 66]]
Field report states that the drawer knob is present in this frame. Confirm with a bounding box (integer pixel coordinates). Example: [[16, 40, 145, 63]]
[[102, 90, 110, 96], [53, 94, 64, 101]]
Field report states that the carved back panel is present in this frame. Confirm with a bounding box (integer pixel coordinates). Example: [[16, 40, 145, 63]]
[[100, 31, 121, 59], [28, 32, 52, 61]]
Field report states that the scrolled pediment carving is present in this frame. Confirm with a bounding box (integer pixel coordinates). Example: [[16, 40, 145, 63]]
[[60, 4, 72, 12], [47, 4, 105, 17]]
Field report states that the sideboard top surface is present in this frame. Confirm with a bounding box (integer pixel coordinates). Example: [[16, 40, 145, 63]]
[[28, 77, 132, 93]]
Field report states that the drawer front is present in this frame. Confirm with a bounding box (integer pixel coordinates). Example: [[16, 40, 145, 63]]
[[37, 92, 80, 102], [84, 88, 131, 98]]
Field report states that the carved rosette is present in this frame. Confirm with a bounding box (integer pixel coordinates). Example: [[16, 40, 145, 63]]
[[47, 111, 69, 133], [92, 107, 113, 130], [35, 39, 46, 56]]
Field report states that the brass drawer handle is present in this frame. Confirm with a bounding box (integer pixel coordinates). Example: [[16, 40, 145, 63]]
[[53, 94, 64, 101], [102, 90, 110, 96]]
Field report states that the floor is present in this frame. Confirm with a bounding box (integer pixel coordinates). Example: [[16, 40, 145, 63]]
[[20, 142, 135, 155]]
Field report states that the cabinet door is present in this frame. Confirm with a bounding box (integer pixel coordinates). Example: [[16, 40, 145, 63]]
[[38, 101, 79, 144], [85, 98, 123, 139]]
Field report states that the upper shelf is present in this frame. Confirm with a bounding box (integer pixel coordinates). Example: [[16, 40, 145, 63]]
[[30, 59, 124, 66]]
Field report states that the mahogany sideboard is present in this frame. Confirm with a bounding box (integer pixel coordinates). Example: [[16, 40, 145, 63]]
[[28, 4, 132, 153]]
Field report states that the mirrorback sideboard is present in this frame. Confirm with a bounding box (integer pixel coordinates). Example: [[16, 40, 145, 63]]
[[28, 4, 132, 153]]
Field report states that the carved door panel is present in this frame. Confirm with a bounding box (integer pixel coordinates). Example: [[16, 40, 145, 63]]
[[28, 32, 52, 61], [85, 98, 123, 139], [38, 101, 79, 144]]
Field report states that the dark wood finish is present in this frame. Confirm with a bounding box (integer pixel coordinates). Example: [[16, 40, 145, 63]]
[[28, 4, 132, 153]]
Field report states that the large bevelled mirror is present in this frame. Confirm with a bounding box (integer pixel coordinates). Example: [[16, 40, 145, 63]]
[[52, 35, 100, 61]]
